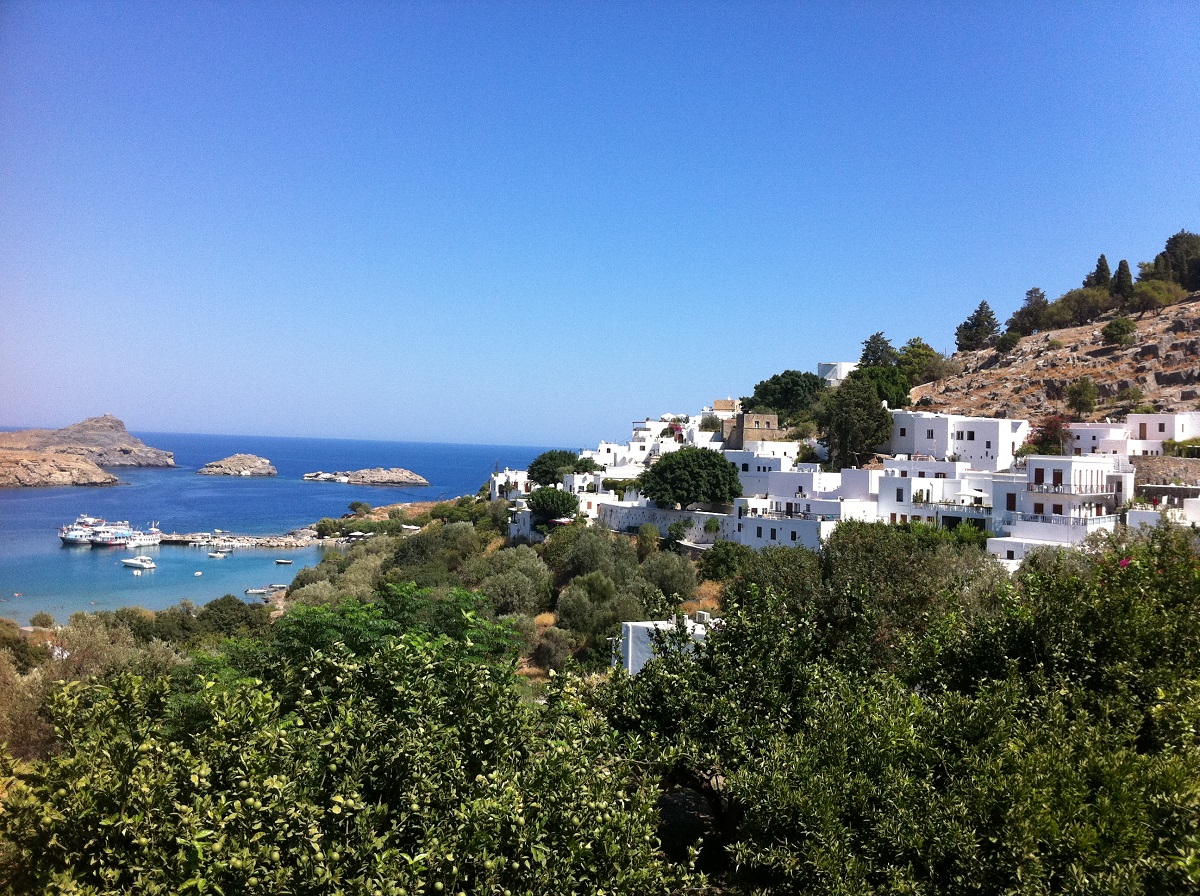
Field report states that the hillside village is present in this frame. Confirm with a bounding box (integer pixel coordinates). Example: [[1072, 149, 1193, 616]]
[[495, 296, 1200, 585]]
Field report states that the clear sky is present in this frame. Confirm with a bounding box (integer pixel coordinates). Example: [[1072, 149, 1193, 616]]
[[2, 2, 1197, 448]]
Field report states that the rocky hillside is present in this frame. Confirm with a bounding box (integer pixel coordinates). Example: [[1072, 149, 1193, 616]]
[[0, 415, 174, 467], [0, 450, 118, 487], [911, 296, 1200, 420]]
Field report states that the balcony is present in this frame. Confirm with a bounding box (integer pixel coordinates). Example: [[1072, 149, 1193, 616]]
[[1012, 512, 1118, 528], [1027, 483, 1117, 495]]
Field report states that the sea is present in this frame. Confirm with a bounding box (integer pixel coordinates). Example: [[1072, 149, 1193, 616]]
[[0, 432, 548, 626]]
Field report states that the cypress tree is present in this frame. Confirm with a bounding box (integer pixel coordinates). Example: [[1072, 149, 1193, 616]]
[[1112, 259, 1134, 302], [1084, 254, 1111, 290]]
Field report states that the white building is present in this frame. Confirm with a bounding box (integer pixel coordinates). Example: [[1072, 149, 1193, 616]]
[[987, 454, 1135, 569], [887, 411, 1030, 472], [817, 362, 858, 388]]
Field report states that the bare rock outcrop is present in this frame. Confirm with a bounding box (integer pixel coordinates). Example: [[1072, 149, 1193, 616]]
[[198, 454, 278, 477], [0, 415, 174, 467], [303, 467, 429, 486], [0, 449, 118, 487]]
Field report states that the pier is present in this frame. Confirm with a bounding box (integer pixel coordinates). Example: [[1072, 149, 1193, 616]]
[[159, 530, 320, 550]]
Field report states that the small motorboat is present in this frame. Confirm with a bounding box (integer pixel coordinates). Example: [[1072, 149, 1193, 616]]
[[245, 588, 270, 596], [208, 551, 227, 559], [121, 555, 156, 570], [274, 558, 294, 565], [194, 571, 203, 577]]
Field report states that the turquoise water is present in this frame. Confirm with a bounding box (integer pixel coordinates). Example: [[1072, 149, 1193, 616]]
[[0, 433, 549, 625]]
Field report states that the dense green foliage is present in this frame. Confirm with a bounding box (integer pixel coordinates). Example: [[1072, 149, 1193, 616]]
[[527, 486, 579, 527], [843, 365, 911, 409], [859, 331, 899, 368], [638, 447, 742, 508], [593, 524, 1200, 893], [526, 449, 592, 488], [1143, 230, 1200, 291], [1103, 315, 1137, 346], [955, 300, 1000, 351], [740, 369, 827, 426], [818, 374, 893, 469], [1066, 376, 1099, 417]]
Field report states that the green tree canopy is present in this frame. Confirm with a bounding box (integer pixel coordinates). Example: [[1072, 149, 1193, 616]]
[[1083, 253, 1111, 289], [527, 449, 583, 487], [843, 366, 911, 409], [817, 375, 893, 469], [1101, 316, 1137, 346], [638, 447, 742, 508], [527, 486, 579, 526], [858, 332, 898, 368], [1144, 229, 1200, 291], [741, 370, 827, 425], [1006, 287, 1049, 335], [1066, 377, 1098, 418], [1112, 258, 1135, 302], [954, 301, 1000, 351]]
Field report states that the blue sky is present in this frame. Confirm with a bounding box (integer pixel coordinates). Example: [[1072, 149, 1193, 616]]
[[2, 2, 1197, 448]]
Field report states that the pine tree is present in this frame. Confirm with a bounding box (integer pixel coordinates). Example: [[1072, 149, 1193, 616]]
[[955, 301, 1000, 352], [1083, 254, 1111, 290], [1112, 259, 1135, 302], [859, 332, 898, 368]]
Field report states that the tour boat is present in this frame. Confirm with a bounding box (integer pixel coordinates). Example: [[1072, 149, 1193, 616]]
[[58, 515, 105, 545], [89, 523, 134, 547], [126, 527, 163, 548], [121, 555, 156, 570]]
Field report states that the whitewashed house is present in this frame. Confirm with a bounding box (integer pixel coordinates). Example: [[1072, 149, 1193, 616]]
[[887, 411, 1030, 472], [987, 454, 1135, 568]]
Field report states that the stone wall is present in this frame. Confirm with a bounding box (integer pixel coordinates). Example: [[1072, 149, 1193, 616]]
[[1130, 455, 1200, 486]]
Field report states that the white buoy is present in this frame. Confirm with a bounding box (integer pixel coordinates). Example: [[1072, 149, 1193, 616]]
[[194, 571, 202, 577]]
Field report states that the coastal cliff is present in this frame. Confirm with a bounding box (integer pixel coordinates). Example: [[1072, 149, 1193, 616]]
[[0, 415, 175, 468], [198, 454, 278, 477], [0, 450, 118, 487], [303, 467, 430, 486]]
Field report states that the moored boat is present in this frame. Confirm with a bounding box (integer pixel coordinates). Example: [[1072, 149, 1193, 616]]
[[121, 555, 156, 570], [127, 527, 163, 548], [59, 515, 105, 545], [89, 523, 134, 547], [275, 558, 294, 565]]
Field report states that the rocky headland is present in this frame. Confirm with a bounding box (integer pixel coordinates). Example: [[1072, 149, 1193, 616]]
[[198, 454, 278, 477], [0, 450, 118, 488], [0, 415, 173, 487], [0, 415, 174, 468], [303, 467, 430, 486]]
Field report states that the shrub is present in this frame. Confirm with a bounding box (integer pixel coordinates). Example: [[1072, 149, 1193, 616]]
[[1102, 316, 1137, 346], [995, 331, 1021, 354]]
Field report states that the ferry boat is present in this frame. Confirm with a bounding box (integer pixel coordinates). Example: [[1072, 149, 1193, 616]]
[[121, 555, 157, 570], [59, 515, 105, 545], [89, 523, 135, 547], [126, 525, 163, 548]]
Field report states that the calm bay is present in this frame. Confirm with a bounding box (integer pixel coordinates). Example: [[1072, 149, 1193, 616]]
[[0, 432, 549, 625]]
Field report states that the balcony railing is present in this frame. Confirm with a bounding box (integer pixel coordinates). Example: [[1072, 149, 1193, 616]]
[[1013, 512, 1118, 528], [1027, 483, 1117, 495]]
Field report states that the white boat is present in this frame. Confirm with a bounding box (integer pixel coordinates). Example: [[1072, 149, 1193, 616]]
[[245, 588, 270, 596], [59, 515, 105, 545], [208, 551, 227, 559], [121, 555, 156, 570], [127, 527, 162, 548], [275, 558, 294, 565], [90, 522, 134, 547]]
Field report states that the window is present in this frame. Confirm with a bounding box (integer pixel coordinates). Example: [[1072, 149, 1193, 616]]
[[901, 470, 908, 477], [986, 440, 992, 449], [1006, 493, 1016, 511], [967, 431, 975, 441], [1007, 550, 1015, 560], [1052, 504, 1063, 515], [790, 531, 797, 542], [918, 471, 926, 478], [897, 488, 905, 501], [741, 463, 749, 471], [889, 513, 897, 523], [770, 528, 776, 539], [1034, 503, 1044, 515], [899, 427, 907, 436], [926, 429, 934, 439], [935, 472, 946, 479]]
